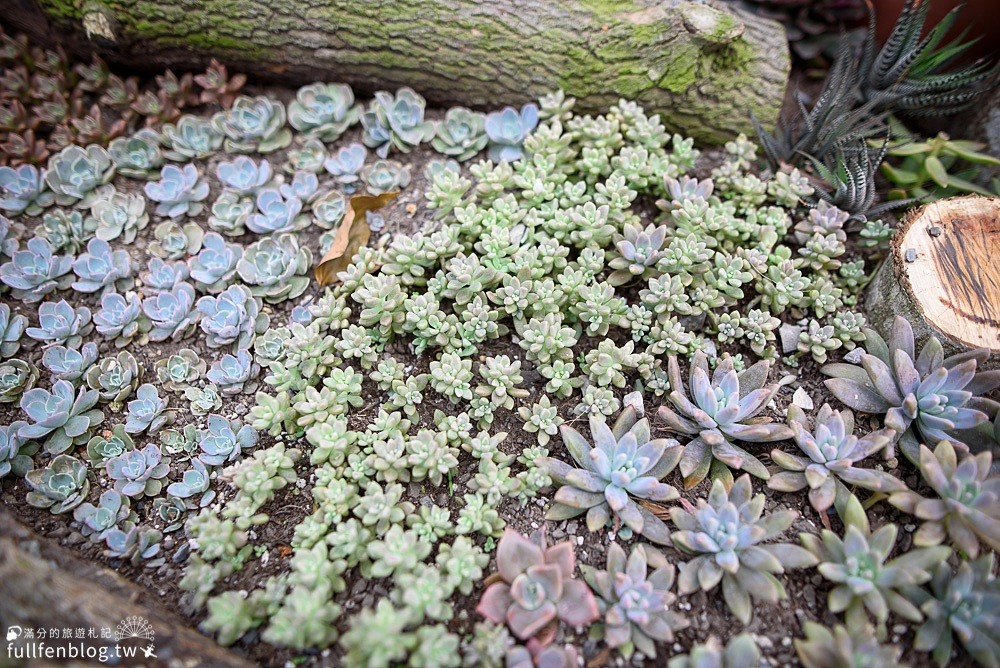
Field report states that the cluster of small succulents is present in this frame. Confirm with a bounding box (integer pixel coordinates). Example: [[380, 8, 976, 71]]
[[3, 43, 999, 666]]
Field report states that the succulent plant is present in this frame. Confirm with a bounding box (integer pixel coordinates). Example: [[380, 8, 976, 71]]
[[103, 523, 163, 566], [769, 403, 905, 514], [477, 527, 599, 641], [198, 414, 258, 466], [216, 155, 273, 196], [107, 443, 170, 498], [324, 142, 367, 188], [311, 189, 347, 229], [124, 383, 173, 435], [93, 291, 148, 347], [189, 232, 242, 293], [279, 170, 319, 204], [0, 303, 27, 358], [0, 359, 38, 403], [26, 299, 92, 348], [288, 82, 362, 141], [108, 129, 163, 179], [91, 191, 150, 243], [657, 352, 792, 488], [823, 315, 1000, 462], [196, 284, 268, 350], [580, 543, 688, 659], [801, 521, 950, 631], [212, 95, 292, 154], [74, 489, 132, 540], [143, 257, 190, 291], [35, 208, 97, 254], [194, 58, 247, 108], [485, 104, 539, 162], [538, 405, 679, 543], [246, 188, 306, 234], [142, 281, 198, 341], [44, 144, 115, 207], [667, 635, 762, 668], [84, 350, 142, 405], [185, 384, 223, 416], [144, 163, 210, 219], [149, 220, 205, 259], [41, 343, 98, 383], [362, 159, 411, 195], [154, 348, 205, 392], [167, 459, 215, 507], [71, 237, 135, 294], [432, 107, 488, 161], [0, 163, 54, 215], [889, 440, 1000, 559], [0, 236, 73, 302], [607, 222, 667, 286], [207, 191, 255, 237], [236, 233, 312, 303], [671, 475, 817, 623], [86, 424, 135, 466], [361, 88, 436, 158], [908, 555, 1000, 668], [0, 216, 20, 266], [206, 349, 259, 396], [284, 137, 328, 174], [795, 622, 904, 668], [160, 115, 224, 161], [25, 454, 90, 513], [0, 421, 35, 479]]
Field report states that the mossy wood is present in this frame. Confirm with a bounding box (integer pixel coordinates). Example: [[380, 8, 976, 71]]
[[0, 510, 252, 668], [866, 195, 1000, 369], [6, 0, 789, 144]]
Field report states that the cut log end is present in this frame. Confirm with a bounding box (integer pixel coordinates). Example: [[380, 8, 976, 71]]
[[867, 195, 1000, 365]]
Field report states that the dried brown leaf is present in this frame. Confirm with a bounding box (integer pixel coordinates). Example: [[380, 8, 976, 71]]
[[314, 191, 398, 286]]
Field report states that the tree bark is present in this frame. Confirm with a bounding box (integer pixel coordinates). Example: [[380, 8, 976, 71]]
[[0, 510, 253, 668], [3, 0, 790, 145], [865, 195, 1000, 369]]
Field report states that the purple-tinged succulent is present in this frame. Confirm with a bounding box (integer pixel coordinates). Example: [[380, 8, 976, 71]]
[[198, 414, 258, 466], [42, 343, 98, 383], [581, 543, 688, 659], [212, 95, 292, 154], [206, 349, 259, 396], [71, 237, 135, 294], [538, 405, 679, 544], [671, 475, 817, 624], [196, 284, 268, 350], [107, 443, 171, 498], [607, 221, 668, 286], [26, 299, 92, 349], [91, 191, 149, 244], [108, 129, 163, 180], [124, 383, 173, 435], [362, 88, 436, 158], [167, 459, 215, 507], [889, 440, 1000, 558], [802, 520, 950, 632], [25, 454, 90, 513], [188, 232, 242, 293], [288, 82, 362, 141], [279, 170, 320, 204], [216, 155, 273, 196], [246, 188, 306, 234], [668, 634, 761, 668], [19, 379, 104, 455], [505, 641, 578, 668], [769, 403, 905, 513], [93, 291, 148, 347], [793, 200, 849, 244], [45, 144, 115, 207], [0, 303, 27, 358], [142, 257, 190, 292], [73, 489, 131, 540], [485, 104, 539, 162], [908, 554, 1000, 668], [324, 142, 367, 188], [0, 421, 35, 479], [236, 234, 312, 303], [658, 175, 714, 211], [103, 523, 163, 566], [0, 236, 74, 302], [145, 163, 210, 219], [823, 316, 1000, 462], [477, 527, 599, 641], [657, 351, 793, 489], [143, 282, 198, 342], [0, 163, 54, 216]]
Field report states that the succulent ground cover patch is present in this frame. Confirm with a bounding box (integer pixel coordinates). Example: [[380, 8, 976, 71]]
[[1, 19, 1000, 668]]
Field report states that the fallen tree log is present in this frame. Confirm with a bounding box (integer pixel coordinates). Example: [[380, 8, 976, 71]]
[[3, 0, 790, 144], [0, 510, 252, 668], [865, 195, 1000, 369]]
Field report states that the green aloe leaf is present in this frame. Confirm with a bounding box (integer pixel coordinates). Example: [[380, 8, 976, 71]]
[[924, 156, 950, 188]]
